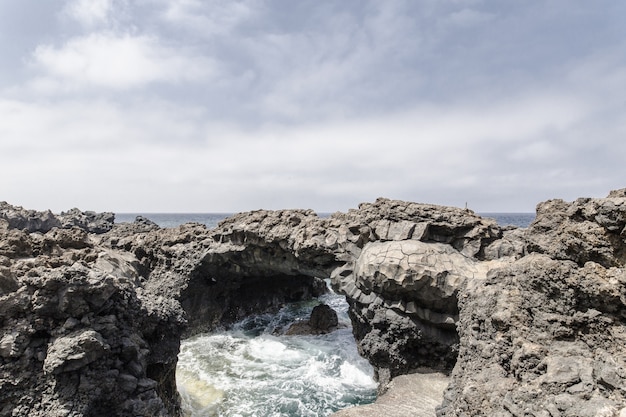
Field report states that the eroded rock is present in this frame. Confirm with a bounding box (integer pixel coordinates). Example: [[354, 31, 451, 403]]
[[285, 303, 340, 335], [2, 190, 626, 416], [43, 329, 109, 374]]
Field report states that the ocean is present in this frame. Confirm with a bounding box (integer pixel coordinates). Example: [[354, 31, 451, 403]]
[[115, 211, 534, 416]]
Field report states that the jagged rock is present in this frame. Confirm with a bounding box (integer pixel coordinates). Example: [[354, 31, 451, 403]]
[[436, 252, 626, 416], [43, 329, 109, 374], [285, 303, 340, 335], [0, 228, 33, 258], [309, 303, 338, 330], [526, 195, 626, 267], [2, 190, 626, 416], [0, 202, 114, 234], [133, 215, 159, 228], [0, 202, 61, 233], [608, 188, 626, 198], [339, 239, 500, 386], [57, 208, 115, 234], [0, 265, 18, 295], [0, 226, 185, 417]]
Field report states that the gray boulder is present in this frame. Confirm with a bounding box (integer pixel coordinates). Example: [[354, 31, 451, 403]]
[[43, 329, 109, 375]]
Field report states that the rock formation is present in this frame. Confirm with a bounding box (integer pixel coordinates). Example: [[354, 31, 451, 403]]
[[1, 190, 625, 416], [0, 208, 326, 416], [0, 202, 114, 234], [285, 303, 340, 335], [437, 194, 626, 416], [0, 212, 184, 416]]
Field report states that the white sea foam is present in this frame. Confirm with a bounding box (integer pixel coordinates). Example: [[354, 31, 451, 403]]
[[340, 362, 378, 388], [177, 291, 376, 417]]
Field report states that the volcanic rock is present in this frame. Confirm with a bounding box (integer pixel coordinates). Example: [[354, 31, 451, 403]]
[[0, 202, 114, 234], [310, 303, 339, 330], [285, 303, 340, 335], [2, 190, 626, 417]]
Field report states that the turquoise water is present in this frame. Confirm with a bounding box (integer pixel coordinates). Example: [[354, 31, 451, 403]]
[[176, 291, 377, 417]]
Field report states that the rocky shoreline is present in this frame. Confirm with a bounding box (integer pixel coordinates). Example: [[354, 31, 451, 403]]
[[1, 191, 625, 416]]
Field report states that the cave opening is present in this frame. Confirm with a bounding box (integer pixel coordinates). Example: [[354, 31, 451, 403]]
[[175, 273, 377, 416]]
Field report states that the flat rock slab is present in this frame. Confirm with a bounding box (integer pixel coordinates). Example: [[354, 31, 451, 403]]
[[332, 372, 449, 417]]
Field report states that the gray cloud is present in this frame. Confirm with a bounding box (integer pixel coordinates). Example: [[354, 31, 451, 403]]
[[1, 0, 625, 213]]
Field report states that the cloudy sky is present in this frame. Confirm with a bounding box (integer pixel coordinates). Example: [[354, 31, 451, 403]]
[[1, 0, 625, 213]]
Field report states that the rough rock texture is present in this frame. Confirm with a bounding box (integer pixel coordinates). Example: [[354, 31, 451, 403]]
[[438, 254, 626, 416], [436, 191, 626, 417], [0, 223, 184, 416], [310, 303, 339, 330], [2, 190, 626, 416], [328, 200, 507, 389], [0, 207, 328, 416], [0, 202, 114, 234], [285, 303, 340, 335]]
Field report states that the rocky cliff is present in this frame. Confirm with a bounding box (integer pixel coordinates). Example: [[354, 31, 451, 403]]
[[437, 194, 626, 417], [0, 208, 184, 416], [1, 191, 625, 417]]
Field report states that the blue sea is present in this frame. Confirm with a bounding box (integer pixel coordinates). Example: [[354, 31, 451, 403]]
[[115, 212, 535, 229], [479, 213, 535, 228]]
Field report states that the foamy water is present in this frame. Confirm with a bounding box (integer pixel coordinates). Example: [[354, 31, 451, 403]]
[[176, 291, 377, 417]]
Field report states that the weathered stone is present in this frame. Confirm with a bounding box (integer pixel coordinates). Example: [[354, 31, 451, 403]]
[[353, 240, 484, 312], [0, 265, 18, 294], [332, 371, 449, 417], [542, 356, 583, 386], [43, 329, 109, 374], [0, 201, 61, 232], [0, 330, 25, 358], [3, 190, 626, 417], [285, 303, 340, 335], [309, 303, 339, 331], [118, 373, 139, 393]]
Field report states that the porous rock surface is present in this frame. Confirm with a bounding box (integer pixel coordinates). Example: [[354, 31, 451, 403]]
[[436, 193, 626, 417], [0, 212, 185, 416], [0, 208, 327, 416], [2, 191, 626, 417]]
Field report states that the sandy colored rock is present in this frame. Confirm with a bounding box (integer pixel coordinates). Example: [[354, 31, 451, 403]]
[[332, 371, 450, 417]]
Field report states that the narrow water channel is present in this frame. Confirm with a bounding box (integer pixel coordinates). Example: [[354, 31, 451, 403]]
[[176, 289, 377, 417]]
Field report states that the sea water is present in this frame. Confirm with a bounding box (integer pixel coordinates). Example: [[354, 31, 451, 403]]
[[176, 291, 377, 417], [479, 213, 535, 228]]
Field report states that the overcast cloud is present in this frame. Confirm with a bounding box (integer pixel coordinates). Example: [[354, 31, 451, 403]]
[[1, 0, 625, 213]]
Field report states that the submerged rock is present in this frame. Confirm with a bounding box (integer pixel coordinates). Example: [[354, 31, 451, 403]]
[[310, 303, 339, 331], [285, 303, 340, 335]]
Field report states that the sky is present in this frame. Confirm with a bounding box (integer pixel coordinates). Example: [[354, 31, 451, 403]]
[[1, 0, 625, 213]]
